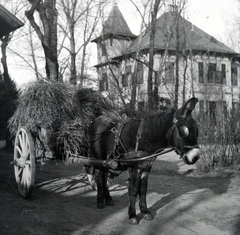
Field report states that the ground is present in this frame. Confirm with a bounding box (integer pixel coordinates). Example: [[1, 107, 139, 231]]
[[0, 148, 240, 235]]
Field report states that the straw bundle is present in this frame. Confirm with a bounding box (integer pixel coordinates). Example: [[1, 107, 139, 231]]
[[72, 88, 117, 126], [55, 117, 88, 157], [8, 81, 74, 135], [8, 81, 118, 158]]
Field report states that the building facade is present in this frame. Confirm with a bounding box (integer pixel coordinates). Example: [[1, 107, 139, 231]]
[[92, 4, 240, 119]]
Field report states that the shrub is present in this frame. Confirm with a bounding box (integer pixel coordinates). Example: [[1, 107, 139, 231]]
[[196, 110, 240, 172], [0, 74, 19, 145]]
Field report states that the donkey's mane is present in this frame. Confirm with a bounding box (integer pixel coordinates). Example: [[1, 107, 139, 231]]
[[142, 108, 175, 136]]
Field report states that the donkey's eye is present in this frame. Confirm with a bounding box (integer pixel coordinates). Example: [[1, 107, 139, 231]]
[[179, 126, 189, 138]]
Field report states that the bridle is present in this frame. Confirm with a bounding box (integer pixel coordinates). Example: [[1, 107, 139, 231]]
[[170, 116, 199, 157]]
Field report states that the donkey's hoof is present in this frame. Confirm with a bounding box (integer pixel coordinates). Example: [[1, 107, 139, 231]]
[[129, 217, 138, 225], [143, 213, 153, 220], [97, 203, 105, 209], [105, 200, 114, 206]]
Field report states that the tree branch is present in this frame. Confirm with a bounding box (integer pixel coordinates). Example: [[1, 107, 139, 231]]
[[25, 0, 44, 42]]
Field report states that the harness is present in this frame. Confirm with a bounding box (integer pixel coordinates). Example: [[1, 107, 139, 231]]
[[107, 114, 199, 162], [109, 119, 144, 160]]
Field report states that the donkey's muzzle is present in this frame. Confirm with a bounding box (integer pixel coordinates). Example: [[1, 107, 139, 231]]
[[182, 148, 200, 165]]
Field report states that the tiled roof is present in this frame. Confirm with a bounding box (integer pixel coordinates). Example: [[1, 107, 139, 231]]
[[130, 11, 236, 55], [0, 4, 23, 38]]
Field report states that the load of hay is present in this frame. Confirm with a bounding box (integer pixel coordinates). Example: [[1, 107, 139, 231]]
[[8, 81, 119, 158]]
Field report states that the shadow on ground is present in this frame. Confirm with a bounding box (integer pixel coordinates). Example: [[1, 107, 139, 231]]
[[0, 148, 238, 235]]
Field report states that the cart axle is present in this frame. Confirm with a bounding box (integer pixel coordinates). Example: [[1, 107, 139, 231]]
[[10, 159, 26, 168]]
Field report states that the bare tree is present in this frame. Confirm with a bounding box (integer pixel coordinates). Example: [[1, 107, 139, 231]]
[[25, 0, 59, 81], [58, 0, 106, 85]]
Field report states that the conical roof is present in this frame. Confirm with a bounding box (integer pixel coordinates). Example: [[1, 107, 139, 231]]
[[92, 4, 136, 42], [130, 11, 236, 55]]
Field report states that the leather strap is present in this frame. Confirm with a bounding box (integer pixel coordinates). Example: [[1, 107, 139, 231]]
[[135, 119, 144, 153]]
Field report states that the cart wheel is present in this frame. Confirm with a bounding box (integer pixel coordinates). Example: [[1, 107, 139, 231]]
[[14, 127, 36, 198]]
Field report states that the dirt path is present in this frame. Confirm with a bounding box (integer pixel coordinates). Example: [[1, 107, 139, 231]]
[[0, 148, 240, 235]]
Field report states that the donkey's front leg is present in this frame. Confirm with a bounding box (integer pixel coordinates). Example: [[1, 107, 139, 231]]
[[95, 168, 105, 209], [103, 170, 114, 206], [128, 167, 140, 224], [139, 168, 153, 220]]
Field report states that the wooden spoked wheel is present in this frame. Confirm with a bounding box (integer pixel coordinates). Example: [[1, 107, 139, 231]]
[[14, 127, 36, 198]]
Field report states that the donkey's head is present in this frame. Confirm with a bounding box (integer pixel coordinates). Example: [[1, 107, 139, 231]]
[[168, 98, 200, 165]]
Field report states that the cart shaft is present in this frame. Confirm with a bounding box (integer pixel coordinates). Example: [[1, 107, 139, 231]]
[[67, 156, 118, 169]]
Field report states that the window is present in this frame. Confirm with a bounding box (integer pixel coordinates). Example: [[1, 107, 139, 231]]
[[209, 101, 216, 124], [221, 64, 226, 84], [165, 62, 174, 83], [126, 65, 131, 74], [233, 102, 239, 114], [101, 43, 107, 56], [122, 74, 128, 87], [137, 63, 143, 84], [207, 63, 216, 83], [99, 73, 108, 91], [198, 62, 204, 83], [232, 66, 238, 86], [138, 101, 144, 112], [199, 100, 204, 114], [122, 65, 131, 87], [207, 63, 226, 84]]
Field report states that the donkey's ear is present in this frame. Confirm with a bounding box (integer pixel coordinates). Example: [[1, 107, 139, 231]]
[[175, 97, 198, 119]]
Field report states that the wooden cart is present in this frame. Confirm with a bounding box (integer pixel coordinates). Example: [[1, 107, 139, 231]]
[[11, 126, 175, 198]]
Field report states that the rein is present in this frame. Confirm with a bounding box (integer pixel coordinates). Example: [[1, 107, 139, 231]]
[[114, 147, 176, 163], [135, 119, 144, 153]]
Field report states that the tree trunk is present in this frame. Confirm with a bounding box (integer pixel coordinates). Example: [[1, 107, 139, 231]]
[[29, 25, 40, 80], [130, 65, 137, 112], [26, 0, 59, 81], [1, 35, 11, 143], [174, 12, 180, 109], [69, 23, 77, 85], [148, 0, 161, 111]]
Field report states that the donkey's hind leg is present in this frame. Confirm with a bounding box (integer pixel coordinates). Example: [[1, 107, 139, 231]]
[[139, 168, 153, 220], [128, 167, 141, 224]]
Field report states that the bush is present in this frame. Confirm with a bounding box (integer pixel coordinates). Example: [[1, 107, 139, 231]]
[[0, 74, 19, 145], [196, 110, 240, 172]]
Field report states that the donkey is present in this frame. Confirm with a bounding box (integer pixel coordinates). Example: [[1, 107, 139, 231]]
[[87, 97, 200, 224]]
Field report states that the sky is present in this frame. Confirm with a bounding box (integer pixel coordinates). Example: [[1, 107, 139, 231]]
[[116, 0, 240, 49], [5, 0, 240, 88]]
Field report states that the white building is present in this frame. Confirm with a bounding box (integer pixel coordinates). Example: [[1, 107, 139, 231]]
[[91, 4, 240, 120]]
